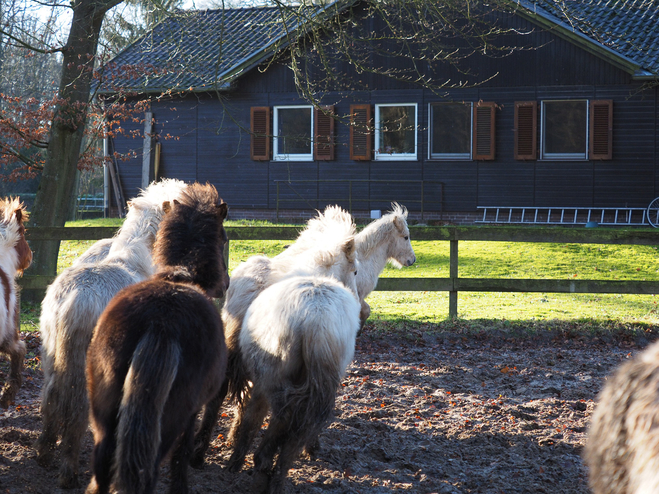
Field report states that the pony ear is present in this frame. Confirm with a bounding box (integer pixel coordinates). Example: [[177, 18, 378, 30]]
[[217, 202, 228, 221], [393, 215, 405, 232], [13, 208, 22, 224], [162, 201, 172, 214], [343, 237, 356, 262]]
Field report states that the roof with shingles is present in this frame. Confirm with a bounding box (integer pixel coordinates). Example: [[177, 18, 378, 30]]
[[98, 0, 659, 95], [97, 4, 343, 94], [516, 0, 659, 77]]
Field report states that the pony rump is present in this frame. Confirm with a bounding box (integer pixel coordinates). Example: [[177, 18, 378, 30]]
[[229, 274, 361, 493]]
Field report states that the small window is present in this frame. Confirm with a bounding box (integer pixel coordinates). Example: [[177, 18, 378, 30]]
[[374, 103, 417, 161], [429, 102, 472, 160], [273, 105, 313, 161], [541, 100, 588, 160]]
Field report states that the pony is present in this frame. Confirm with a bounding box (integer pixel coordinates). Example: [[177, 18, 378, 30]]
[[227, 241, 361, 494], [85, 183, 229, 494], [35, 178, 187, 488], [191, 206, 358, 466], [584, 339, 659, 494], [0, 198, 32, 408], [353, 202, 415, 325]]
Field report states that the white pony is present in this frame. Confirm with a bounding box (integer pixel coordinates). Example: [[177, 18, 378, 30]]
[[34, 178, 187, 488], [0, 198, 32, 408], [191, 205, 358, 466], [585, 339, 659, 494], [227, 229, 360, 494], [353, 203, 415, 324]]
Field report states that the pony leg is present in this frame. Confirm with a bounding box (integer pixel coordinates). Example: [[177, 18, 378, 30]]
[[254, 417, 305, 494], [168, 414, 197, 494], [190, 379, 228, 469], [87, 425, 116, 494], [227, 391, 269, 473], [35, 367, 59, 465], [0, 330, 25, 408], [58, 409, 89, 488]]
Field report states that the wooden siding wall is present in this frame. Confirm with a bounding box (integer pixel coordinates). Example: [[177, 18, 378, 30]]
[[111, 10, 659, 213]]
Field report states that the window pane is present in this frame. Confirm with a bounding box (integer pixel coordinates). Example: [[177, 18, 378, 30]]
[[277, 107, 311, 155], [379, 105, 416, 154], [544, 101, 587, 155], [431, 103, 471, 155]]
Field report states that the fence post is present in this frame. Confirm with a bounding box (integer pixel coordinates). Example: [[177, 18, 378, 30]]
[[449, 237, 458, 319]]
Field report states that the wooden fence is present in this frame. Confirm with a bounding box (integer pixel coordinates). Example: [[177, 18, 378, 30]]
[[21, 226, 659, 318]]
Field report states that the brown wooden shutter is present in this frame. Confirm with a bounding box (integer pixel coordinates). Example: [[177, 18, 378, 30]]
[[514, 101, 537, 160], [473, 101, 496, 160], [314, 106, 335, 160], [250, 106, 271, 161], [350, 104, 372, 161], [589, 100, 612, 160]]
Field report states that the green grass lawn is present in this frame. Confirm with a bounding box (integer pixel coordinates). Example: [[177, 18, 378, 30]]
[[24, 218, 659, 337]]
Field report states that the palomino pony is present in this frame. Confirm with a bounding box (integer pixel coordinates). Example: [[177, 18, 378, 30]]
[[227, 234, 361, 494], [0, 198, 32, 408], [85, 183, 229, 494], [191, 206, 358, 466], [354, 203, 416, 325], [35, 178, 187, 488]]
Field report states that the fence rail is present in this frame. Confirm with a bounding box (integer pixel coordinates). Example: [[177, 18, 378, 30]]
[[21, 226, 659, 318]]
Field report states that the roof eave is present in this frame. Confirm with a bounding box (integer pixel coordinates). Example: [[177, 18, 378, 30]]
[[511, 0, 652, 78]]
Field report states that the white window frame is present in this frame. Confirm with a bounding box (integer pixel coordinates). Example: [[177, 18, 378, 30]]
[[540, 99, 589, 161], [428, 102, 473, 160], [273, 105, 314, 161], [374, 103, 418, 161]]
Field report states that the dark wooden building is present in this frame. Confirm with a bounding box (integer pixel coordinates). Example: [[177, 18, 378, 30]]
[[99, 0, 659, 225]]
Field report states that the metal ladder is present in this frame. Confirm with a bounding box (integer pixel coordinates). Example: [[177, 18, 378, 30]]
[[476, 206, 648, 226]]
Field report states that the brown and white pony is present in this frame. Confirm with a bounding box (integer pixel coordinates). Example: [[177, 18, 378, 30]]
[[0, 197, 32, 408], [85, 183, 229, 494]]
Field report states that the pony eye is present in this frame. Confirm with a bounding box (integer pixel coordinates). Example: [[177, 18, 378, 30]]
[[404, 236, 409, 240], [354, 270, 358, 276]]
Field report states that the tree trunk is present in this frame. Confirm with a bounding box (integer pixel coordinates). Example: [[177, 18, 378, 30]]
[[25, 0, 122, 302]]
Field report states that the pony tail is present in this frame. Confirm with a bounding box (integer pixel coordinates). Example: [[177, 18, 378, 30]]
[[292, 309, 357, 435], [115, 332, 181, 494]]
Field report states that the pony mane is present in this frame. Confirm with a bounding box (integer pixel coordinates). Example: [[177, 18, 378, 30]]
[[355, 202, 409, 258], [109, 179, 188, 256], [0, 197, 28, 250], [283, 205, 355, 258], [153, 182, 226, 291]]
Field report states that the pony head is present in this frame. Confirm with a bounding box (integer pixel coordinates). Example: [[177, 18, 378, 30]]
[[154, 183, 230, 298], [360, 202, 415, 268], [0, 197, 32, 275]]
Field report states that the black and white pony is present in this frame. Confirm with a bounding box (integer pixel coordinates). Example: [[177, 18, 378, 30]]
[[85, 183, 230, 494]]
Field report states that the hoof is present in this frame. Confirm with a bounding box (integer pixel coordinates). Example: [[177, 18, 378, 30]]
[[58, 467, 80, 489], [189, 450, 205, 470], [226, 457, 244, 473]]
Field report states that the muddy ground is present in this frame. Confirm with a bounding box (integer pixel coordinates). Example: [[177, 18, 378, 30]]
[[0, 324, 652, 493]]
